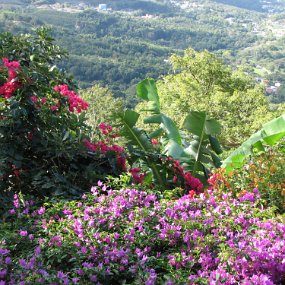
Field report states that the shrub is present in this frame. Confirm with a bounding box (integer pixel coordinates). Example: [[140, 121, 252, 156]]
[[0, 29, 126, 209], [1, 185, 285, 284], [209, 147, 285, 213]]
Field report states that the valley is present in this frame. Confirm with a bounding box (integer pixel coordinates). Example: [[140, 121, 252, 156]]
[[0, 0, 285, 104]]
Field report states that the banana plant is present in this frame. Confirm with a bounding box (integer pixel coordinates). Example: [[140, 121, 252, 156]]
[[118, 109, 167, 188], [222, 114, 285, 172], [137, 78, 183, 157], [118, 78, 223, 184]]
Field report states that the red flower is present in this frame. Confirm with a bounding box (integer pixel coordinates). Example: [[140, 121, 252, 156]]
[[129, 168, 145, 184], [151, 138, 159, 145], [188, 190, 196, 199], [54, 84, 88, 113]]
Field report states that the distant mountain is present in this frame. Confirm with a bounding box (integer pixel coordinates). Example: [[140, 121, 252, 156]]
[[211, 0, 285, 12], [1, 0, 285, 104]]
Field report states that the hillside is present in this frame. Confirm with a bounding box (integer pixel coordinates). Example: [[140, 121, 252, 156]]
[[0, 0, 285, 104], [211, 0, 285, 12]]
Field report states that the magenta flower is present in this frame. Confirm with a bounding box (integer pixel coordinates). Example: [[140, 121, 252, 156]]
[[19, 230, 28, 237]]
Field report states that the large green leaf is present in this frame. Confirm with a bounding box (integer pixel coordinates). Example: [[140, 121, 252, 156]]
[[137, 78, 160, 113], [138, 79, 183, 148], [144, 114, 182, 145], [222, 114, 285, 172], [118, 109, 153, 152], [183, 111, 221, 136], [163, 140, 184, 159], [183, 111, 222, 175]]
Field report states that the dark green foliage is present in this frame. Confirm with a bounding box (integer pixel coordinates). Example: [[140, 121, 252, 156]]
[[0, 3, 267, 105], [0, 29, 125, 215]]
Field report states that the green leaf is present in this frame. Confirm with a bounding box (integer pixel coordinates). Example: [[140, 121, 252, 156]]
[[118, 110, 153, 153], [149, 128, 164, 139], [184, 111, 221, 136], [222, 114, 285, 171], [183, 111, 222, 176], [62, 131, 70, 141], [209, 135, 223, 155], [184, 111, 207, 137], [163, 140, 184, 158], [120, 109, 140, 128], [136, 78, 160, 113]]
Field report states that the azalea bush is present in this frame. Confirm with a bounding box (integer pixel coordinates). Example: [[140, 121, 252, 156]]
[[1, 184, 285, 284], [0, 29, 126, 210], [209, 146, 285, 213]]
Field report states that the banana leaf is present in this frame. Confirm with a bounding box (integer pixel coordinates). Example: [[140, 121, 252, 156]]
[[222, 114, 285, 172]]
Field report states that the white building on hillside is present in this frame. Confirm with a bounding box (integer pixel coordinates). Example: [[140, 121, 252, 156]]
[[98, 4, 107, 11]]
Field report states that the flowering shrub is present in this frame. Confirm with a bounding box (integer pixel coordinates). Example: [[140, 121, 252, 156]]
[[1, 184, 285, 284], [0, 29, 204, 210], [0, 58, 21, 98], [209, 147, 285, 213], [0, 29, 126, 211]]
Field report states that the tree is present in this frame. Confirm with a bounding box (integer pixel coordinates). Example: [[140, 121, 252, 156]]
[[137, 48, 285, 149], [80, 84, 124, 140]]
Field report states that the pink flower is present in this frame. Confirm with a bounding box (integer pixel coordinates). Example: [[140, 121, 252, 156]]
[[50, 105, 58, 111], [54, 84, 88, 113], [31, 96, 37, 103], [151, 138, 159, 145], [19, 230, 28, 237], [2, 58, 21, 69], [129, 168, 145, 184], [38, 207, 45, 215]]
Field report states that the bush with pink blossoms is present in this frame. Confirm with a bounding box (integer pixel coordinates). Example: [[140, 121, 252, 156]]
[[0, 29, 127, 212], [1, 185, 285, 284]]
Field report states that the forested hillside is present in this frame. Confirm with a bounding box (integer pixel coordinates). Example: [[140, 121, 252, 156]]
[[211, 0, 285, 12], [0, 0, 285, 104]]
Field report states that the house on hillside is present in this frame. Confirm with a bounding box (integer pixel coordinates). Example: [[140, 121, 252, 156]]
[[98, 4, 107, 11]]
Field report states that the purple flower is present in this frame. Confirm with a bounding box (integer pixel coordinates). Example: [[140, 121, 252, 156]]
[[0, 269, 7, 278], [19, 258, 27, 269], [5, 257, 11, 265], [13, 194, 19, 208], [37, 207, 45, 215], [90, 275, 97, 282], [82, 262, 94, 269], [57, 271, 66, 279], [80, 246, 87, 254], [72, 278, 80, 284], [77, 269, 84, 276], [239, 192, 255, 203], [0, 248, 10, 255], [9, 209, 16, 215], [35, 246, 41, 256], [19, 230, 28, 237]]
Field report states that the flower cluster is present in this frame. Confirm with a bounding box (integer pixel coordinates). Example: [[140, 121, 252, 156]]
[[54, 84, 89, 113], [129, 168, 146, 184], [167, 157, 203, 195], [83, 123, 127, 172], [1, 185, 285, 284], [0, 58, 21, 99]]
